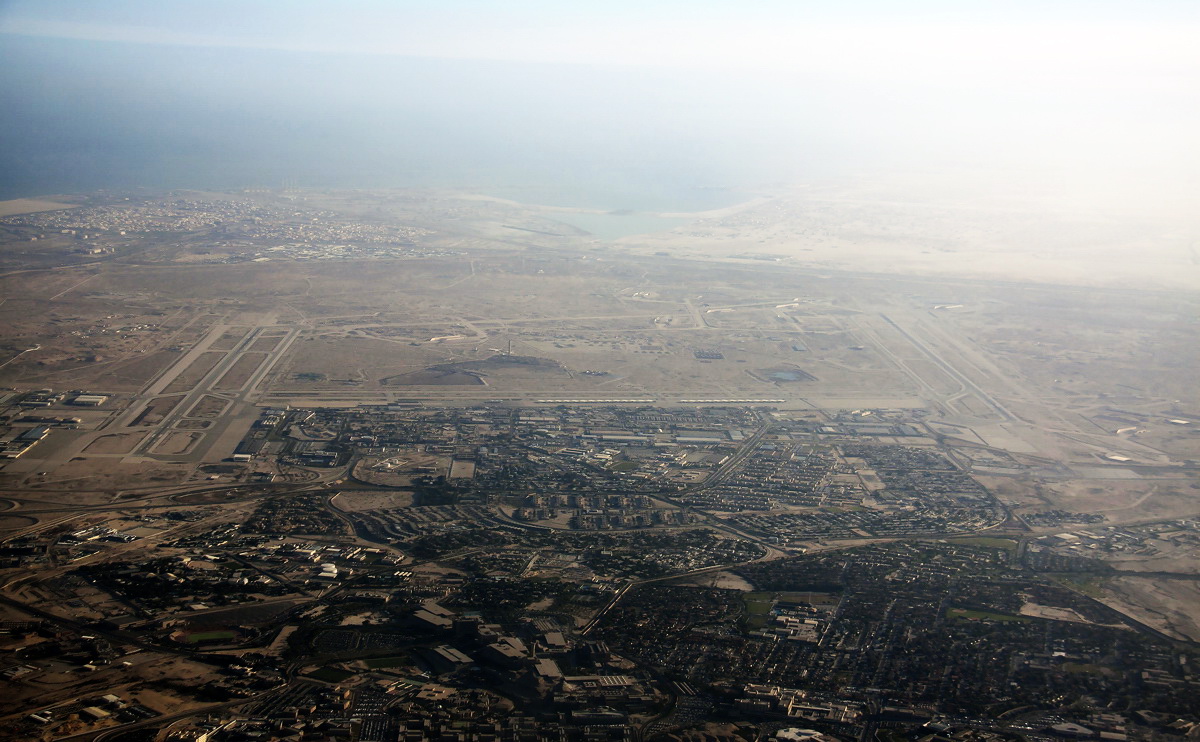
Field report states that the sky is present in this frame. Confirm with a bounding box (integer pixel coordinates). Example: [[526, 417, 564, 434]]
[[3, 1, 1196, 74], [1, 1, 1198, 211]]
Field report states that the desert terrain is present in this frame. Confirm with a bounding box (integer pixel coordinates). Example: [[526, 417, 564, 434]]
[[0, 184, 1197, 736]]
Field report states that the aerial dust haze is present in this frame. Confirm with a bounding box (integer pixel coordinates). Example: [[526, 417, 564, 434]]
[[2, 3, 1200, 738], [2, 2, 1197, 222]]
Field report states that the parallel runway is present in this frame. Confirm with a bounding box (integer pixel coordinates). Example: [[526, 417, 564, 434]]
[[130, 325, 301, 463]]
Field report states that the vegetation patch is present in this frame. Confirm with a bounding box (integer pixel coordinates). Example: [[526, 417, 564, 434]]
[[1052, 574, 1109, 598], [741, 591, 775, 630], [943, 536, 1019, 553], [183, 630, 238, 643], [305, 667, 356, 683], [364, 656, 413, 669], [946, 607, 1030, 624]]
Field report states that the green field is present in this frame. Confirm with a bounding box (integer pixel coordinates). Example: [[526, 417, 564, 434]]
[[184, 630, 237, 643], [742, 591, 774, 630], [364, 656, 412, 669], [942, 537, 1019, 553], [777, 591, 839, 606], [1062, 662, 1116, 677], [1053, 574, 1108, 598], [946, 607, 1030, 624], [742, 590, 840, 630], [742, 592, 774, 612], [306, 667, 356, 683]]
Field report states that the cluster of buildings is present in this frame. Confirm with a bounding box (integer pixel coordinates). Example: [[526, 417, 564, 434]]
[[1033, 519, 1200, 561], [4, 394, 1198, 740], [234, 404, 1006, 544], [0, 388, 108, 457], [0, 424, 50, 459], [22, 691, 159, 730], [747, 598, 831, 644], [0, 196, 440, 263], [737, 685, 861, 724], [682, 442, 836, 510]]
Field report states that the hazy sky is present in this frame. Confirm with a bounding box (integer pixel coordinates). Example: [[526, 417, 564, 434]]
[[1, 1, 1198, 211], [4, 1, 1197, 74]]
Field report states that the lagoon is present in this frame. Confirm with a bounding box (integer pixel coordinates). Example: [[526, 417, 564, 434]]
[[544, 211, 696, 241]]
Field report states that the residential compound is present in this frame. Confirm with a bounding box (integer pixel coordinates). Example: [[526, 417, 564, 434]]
[[1, 400, 1197, 741]]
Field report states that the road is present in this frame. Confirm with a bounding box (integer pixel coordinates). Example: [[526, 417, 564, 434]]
[[19, 321, 302, 479], [0, 594, 194, 658], [879, 313, 1014, 421], [0, 343, 40, 370], [56, 687, 286, 742]]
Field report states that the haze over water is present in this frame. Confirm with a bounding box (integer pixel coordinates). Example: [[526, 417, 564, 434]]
[[0, 37, 755, 213], [2, 2, 1198, 221]]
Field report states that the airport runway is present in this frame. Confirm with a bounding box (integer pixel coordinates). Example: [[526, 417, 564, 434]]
[[131, 325, 301, 463]]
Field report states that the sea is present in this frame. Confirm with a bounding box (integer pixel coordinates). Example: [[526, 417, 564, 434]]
[[0, 34, 759, 234]]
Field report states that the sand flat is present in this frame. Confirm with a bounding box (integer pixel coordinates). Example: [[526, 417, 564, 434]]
[[0, 198, 76, 217]]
